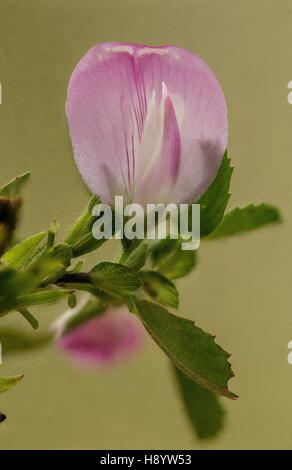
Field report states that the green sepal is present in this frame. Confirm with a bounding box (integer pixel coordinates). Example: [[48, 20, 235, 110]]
[[64, 196, 109, 257], [2, 231, 46, 269], [0, 172, 30, 196]]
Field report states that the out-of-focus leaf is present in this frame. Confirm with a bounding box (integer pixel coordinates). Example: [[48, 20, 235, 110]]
[[68, 293, 77, 308], [46, 220, 59, 248], [0, 172, 30, 196], [0, 258, 60, 315], [198, 152, 233, 237], [151, 238, 197, 279], [0, 328, 51, 355], [0, 196, 22, 255], [17, 307, 39, 329], [208, 203, 281, 239], [173, 366, 225, 439], [134, 298, 237, 399], [17, 289, 71, 306], [2, 232, 46, 269], [41, 243, 72, 286], [0, 172, 30, 258], [0, 375, 23, 393], [20, 257, 61, 294], [140, 270, 179, 308], [0, 268, 29, 314]]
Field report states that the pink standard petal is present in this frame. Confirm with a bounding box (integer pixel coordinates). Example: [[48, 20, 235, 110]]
[[57, 306, 144, 368], [66, 42, 227, 205]]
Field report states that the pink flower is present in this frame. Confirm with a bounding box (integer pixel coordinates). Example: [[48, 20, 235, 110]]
[[56, 304, 143, 368], [66, 42, 227, 205]]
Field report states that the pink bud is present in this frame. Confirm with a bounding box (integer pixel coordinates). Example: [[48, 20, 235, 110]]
[[57, 305, 143, 368]]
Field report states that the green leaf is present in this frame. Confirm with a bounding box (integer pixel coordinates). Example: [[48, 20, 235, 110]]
[[0, 172, 30, 196], [17, 307, 39, 329], [0, 370, 24, 425], [198, 151, 233, 237], [126, 242, 148, 271], [208, 203, 281, 239], [56, 264, 141, 301], [0, 375, 23, 393], [64, 196, 107, 257], [140, 270, 179, 308], [20, 257, 61, 294], [2, 232, 46, 269], [17, 289, 71, 306], [91, 262, 141, 296], [151, 238, 197, 279], [173, 366, 225, 439], [0, 328, 51, 355], [134, 299, 237, 399]]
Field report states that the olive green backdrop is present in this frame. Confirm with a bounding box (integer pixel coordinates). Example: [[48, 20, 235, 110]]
[[0, 0, 291, 450]]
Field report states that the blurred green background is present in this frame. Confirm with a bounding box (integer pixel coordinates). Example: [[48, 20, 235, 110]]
[[0, 0, 291, 450]]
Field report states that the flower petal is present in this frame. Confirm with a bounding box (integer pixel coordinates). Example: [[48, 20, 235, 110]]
[[66, 43, 227, 204], [134, 83, 181, 204], [57, 305, 143, 367]]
